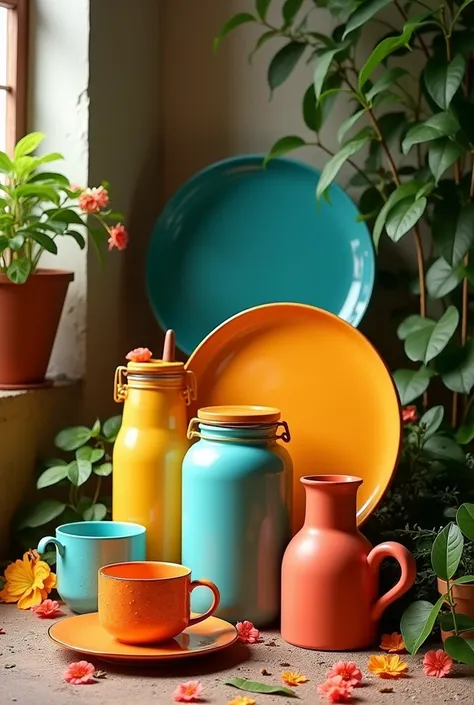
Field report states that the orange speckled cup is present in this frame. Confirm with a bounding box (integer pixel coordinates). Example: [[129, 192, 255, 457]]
[[98, 561, 220, 644]]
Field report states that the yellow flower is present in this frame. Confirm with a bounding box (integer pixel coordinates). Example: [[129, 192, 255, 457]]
[[380, 632, 406, 653], [228, 698, 256, 705], [368, 654, 408, 679], [281, 671, 309, 686], [0, 551, 56, 609]]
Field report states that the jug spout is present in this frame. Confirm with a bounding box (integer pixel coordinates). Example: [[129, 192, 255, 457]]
[[302, 475, 362, 532]]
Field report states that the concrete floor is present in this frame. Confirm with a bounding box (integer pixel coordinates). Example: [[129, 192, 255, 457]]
[[1, 605, 474, 704]]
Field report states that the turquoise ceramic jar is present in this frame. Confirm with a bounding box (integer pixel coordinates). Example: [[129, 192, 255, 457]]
[[182, 405, 292, 627]]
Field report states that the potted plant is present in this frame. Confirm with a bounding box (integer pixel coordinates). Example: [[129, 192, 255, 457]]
[[0, 132, 128, 388], [401, 503, 474, 663]]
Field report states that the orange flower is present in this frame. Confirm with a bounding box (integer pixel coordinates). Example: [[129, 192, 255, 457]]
[[126, 347, 153, 362], [317, 676, 353, 702], [107, 223, 129, 251], [281, 671, 309, 686], [31, 598, 63, 618], [0, 551, 56, 609], [78, 186, 109, 213], [236, 620, 260, 643], [423, 649, 453, 677], [172, 681, 203, 702], [63, 661, 96, 685], [327, 661, 362, 686], [368, 654, 408, 679], [228, 698, 256, 705], [402, 405, 418, 424], [380, 632, 406, 653]]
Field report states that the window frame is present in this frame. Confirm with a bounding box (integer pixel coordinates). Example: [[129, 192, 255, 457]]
[[0, 0, 28, 155]]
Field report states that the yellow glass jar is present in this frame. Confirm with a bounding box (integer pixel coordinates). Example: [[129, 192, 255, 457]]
[[112, 359, 196, 561]]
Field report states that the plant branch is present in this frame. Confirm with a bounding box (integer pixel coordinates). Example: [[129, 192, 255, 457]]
[[394, 0, 431, 60], [92, 477, 102, 505]]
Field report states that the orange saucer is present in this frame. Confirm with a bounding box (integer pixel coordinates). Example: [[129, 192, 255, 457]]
[[49, 613, 238, 663]]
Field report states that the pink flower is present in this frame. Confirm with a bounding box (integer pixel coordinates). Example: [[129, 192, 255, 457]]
[[69, 184, 83, 193], [327, 661, 362, 687], [126, 347, 153, 362], [172, 681, 203, 702], [63, 661, 96, 685], [236, 620, 260, 643], [31, 598, 63, 618], [78, 186, 109, 213], [423, 649, 453, 678], [317, 675, 353, 703], [107, 223, 129, 251]]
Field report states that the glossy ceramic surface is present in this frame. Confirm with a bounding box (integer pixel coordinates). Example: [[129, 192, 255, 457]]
[[147, 155, 375, 355], [182, 408, 291, 627], [49, 612, 238, 663], [37, 522, 146, 614], [98, 561, 220, 644], [113, 361, 194, 562], [281, 476, 416, 650], [186, 303, 402, 533]]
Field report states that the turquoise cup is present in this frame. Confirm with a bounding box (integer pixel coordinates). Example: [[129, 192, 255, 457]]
[[37, 521, 146, 614]]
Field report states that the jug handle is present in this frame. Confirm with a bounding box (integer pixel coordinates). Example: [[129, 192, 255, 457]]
[[367, 541, 417, 623], [37, 536, 65, 558]]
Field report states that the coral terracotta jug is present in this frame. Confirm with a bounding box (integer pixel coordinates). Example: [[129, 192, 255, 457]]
[[182, 405, 292, 627], [113, 332, 196, 562], [281, 475, 416, 651]]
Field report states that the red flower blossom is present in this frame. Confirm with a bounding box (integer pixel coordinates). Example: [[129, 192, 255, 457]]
[[317, 675, 353, 702], [327, 661, 362, 687], [236, 620, 260, 643], [126, 347, 153, 362], [78, 186, 109, 214], [423, 649, 453, 678], [31, 598, 63, 618], [402, 405, 418, 424], [107, 223, 128, 251], [63, 661, 96, 685], [172, 681, 203, 702]]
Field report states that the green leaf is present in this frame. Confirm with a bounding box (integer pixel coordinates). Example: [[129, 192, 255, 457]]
[[66, 230, 86, 249], [445, 636, 474, 665], [337, 109, 366, 144], [425, 435, 465, 464], [18, 499, 66, 529], [283, 0, 304, 24], [424, 54, 466, 109], [442, 340, 474, 394], [397, 315, 434, 341], [36, 465, 69, 489], [256, 0, 272, 20], [313, 45, 348, 99], [213, 13, 255, 52], [28, 171, 69, 185], [91, 419, 101, 437], [67, 459, 92, 487], [316, 134, 370, 199], [373, 181, 425, 250], [386, 197, 427, 243], [76, 445, 105, 464], [47, 208, 84, 225], [83, 503, 107, 521], [439, 613, 474, 633], [28, 231, 58, 254], [428, 138, 464, 183], [402, 112, 460, 155], [249, 30, 279, 63], [9, 234, 25, 250], [343, 0, 392, 38], [426, 257, 464, 298], [456, 424, 474, 445], [7, 259, 32, 284], [0, 151, 13, 172], [457, 503, 474, 542], [435, 204, 474, 267], [14, 183, 60, 204], [14, 132, 45, 159], [420, 405, 444, 438], [405, 306, 459, 365], [358, 23, 419, 89], [393, 367, 433, 405], [225, 678, 297, 698], [55, 425, 92, 451], [268, 42, 306, 93], [311, 74, 342, 132], [35, 152, 64, 166], [431, 522, 464, 580], [103, 415, 122, 442], [454, 575, 474, 585], [94, 462, 113, 477], [401, 596, 446, 654], [365, 67, 408, 101], [264, 136, 306, 166]]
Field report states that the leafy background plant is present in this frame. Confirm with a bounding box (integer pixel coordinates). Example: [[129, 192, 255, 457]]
[[218, 0, 474, 621]]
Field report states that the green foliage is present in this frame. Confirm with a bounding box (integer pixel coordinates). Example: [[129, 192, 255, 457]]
[[0, 132, 124, 283]]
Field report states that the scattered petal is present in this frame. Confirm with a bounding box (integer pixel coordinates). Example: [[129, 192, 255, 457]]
[[317, 675, 353, 702], [402, 406, 418, 424], [368, 654, 408, 679], [0, 628, 5, 635], [63, 661, 96, 685], [281, 671, 309, 686], [236, 620, 260, 644], [423, 649, 453, 678], [31, 599, 63, 618], [126, 347, 153, 363], [228, 698, 256, 705], [380, 632, 406, 653], [172, 681, 203, 702], [107, 223, 129, 251], [327, 661, 362, 687]]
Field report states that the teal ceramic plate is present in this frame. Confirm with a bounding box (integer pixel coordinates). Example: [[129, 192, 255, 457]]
[[147, 155, 374, 355]]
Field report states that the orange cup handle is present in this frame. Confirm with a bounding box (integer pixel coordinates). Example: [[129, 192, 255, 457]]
[[188, 579, 221, 627], [367, 541, 417, 623]]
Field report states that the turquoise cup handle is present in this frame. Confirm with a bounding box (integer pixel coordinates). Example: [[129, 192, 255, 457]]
[[38, 536, 65, 557]]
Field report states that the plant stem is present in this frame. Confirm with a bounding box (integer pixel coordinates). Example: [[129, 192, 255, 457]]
[[446, 578, 459, 635], [92, 477, 102, 505], [394, 0, 431, 59]]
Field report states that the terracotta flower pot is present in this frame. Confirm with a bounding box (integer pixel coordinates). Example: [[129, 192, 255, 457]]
[[0, 268, 74, 388], [438, 578, 474, 641]]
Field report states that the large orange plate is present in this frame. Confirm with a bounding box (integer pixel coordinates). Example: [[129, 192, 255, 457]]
[[186, 303, 402, 532], [49, 613, 238, 663]]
